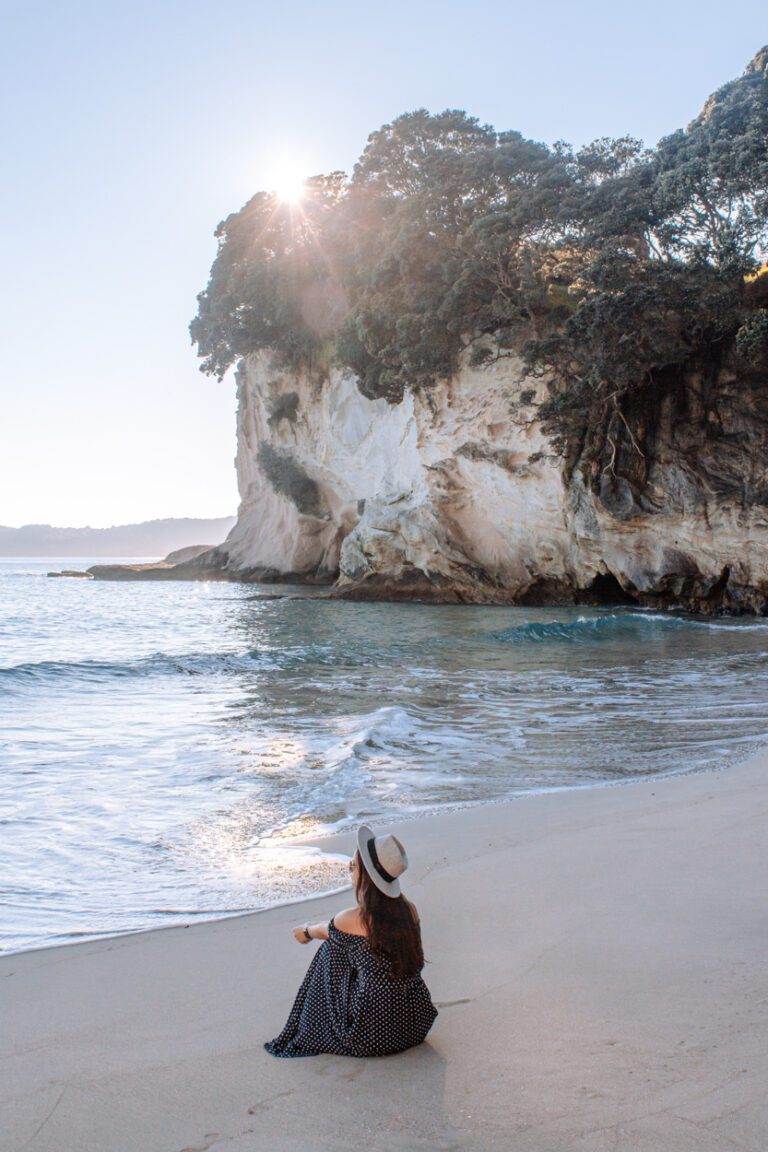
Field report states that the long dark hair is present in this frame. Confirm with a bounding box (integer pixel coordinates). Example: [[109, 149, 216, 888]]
[[354, 849, 425, 979]]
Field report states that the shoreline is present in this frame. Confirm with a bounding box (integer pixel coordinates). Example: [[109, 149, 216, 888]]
[[3, 744, 768, 1151], [5, 739, 765, 961]]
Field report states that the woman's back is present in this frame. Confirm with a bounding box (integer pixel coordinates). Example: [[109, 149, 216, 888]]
[[264, 827, 437, 1059], [265, 915, 437, 1058]]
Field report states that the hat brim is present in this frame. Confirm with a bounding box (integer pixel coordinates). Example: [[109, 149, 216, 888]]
[[357, 824, 401, 897]]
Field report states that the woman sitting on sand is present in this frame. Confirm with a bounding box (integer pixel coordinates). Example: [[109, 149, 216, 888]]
[[265, 825, 438, 1058]]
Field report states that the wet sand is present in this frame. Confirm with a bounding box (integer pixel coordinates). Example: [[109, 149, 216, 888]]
[[2, 750, 767, 1151]]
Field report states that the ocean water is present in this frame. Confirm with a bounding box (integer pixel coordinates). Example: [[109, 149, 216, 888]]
[[2, 557, 768, 954]]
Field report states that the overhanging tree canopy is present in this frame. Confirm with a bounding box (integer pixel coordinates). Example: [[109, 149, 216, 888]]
[[191, 47, 768, 487]]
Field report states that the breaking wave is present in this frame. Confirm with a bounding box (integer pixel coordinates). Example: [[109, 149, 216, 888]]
[[492, 611, 768, 645], [3, 560, 768, 952]]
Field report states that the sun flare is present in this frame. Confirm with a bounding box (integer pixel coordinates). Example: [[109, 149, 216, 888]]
[[271, 163, 307, 205]]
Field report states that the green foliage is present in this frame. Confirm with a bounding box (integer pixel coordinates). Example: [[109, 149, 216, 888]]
[[267, 391, 300, 427], [257, 442, 323, 516], [653, 46, 768, 270], [736, 309, 768, 366], [468, 345, 494, 368], [190, 173, 347, 379], [192, 48, 768, 486]]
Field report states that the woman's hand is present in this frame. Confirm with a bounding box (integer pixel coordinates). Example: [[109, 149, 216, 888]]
[[292, 925, 312, 944]]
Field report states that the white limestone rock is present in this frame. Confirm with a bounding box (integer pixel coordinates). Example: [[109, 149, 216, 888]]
[[213, 348, 768, 611]]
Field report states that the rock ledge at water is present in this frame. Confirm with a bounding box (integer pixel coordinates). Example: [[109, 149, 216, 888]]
[[48, 545, 224, 582], [47, 569, 93, 579]]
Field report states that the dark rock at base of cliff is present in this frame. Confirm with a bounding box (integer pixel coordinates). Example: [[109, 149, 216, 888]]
[[333, 571, 607, 607], [513, 574, 639, 607], [633, 569, 768, 617], [331, 565, 768, 615], [332, 567, 523, 605], [234, 566, 335, 586], [80, 543, 768, 615], [245, 586, 332, 601]]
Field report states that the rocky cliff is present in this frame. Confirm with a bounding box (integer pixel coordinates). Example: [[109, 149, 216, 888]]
[[186, 50, 768, 614], [204, 349, 768, 614]]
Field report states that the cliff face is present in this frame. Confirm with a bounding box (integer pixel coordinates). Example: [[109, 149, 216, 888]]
[[212, 350, 768, 613]]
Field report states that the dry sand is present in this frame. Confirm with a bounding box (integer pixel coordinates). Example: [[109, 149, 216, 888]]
[[2, 751, 767, 1152]]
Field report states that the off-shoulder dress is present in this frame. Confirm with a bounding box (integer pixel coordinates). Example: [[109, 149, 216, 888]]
[[264, 917, 438, 1058]]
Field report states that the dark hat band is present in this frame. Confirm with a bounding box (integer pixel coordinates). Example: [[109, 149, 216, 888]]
[[367, 837, 396, 884]]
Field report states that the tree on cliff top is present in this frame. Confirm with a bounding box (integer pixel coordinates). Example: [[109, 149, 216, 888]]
[[654, 45, 768, 269], [191, 47, 768, 489], [190, 172, 347, 379]]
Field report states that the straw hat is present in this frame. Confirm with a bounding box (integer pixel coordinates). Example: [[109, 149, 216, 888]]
[[357, 824, 408, 897]]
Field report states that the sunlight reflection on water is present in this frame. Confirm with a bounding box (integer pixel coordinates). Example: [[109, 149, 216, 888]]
[[2, 558, 768, 952]]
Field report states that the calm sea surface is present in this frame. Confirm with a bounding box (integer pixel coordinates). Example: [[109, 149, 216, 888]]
[[2, 557, 768, 953]]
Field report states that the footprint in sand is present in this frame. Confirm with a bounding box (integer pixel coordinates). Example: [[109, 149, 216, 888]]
[[248, 1089, 295, 1115], [179, 1135, 220, 1152]]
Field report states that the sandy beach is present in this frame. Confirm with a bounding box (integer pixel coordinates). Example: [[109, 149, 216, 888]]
[[3, 751, 767, 1152]]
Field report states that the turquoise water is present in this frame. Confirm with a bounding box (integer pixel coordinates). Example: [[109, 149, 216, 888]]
[[2, 557, 768, 953]]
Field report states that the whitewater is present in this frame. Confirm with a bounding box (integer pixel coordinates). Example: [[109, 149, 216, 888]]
[[2, 557, 768, 954]]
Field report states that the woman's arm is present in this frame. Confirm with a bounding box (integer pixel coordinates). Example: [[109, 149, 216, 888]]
[[292, 920, 329, 944], [292, 905, 364, 944]]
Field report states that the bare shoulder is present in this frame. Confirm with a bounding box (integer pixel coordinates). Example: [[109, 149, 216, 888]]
[[333, 906, 367, 937]]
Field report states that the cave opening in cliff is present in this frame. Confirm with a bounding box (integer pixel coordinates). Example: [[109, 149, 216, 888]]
[[586, 572, 638, 605]]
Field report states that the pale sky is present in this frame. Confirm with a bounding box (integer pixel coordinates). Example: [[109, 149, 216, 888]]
[[1, 0, 764, 527]]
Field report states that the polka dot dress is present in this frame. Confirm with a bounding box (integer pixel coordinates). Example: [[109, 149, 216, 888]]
[[264, 918, 438, 1058]]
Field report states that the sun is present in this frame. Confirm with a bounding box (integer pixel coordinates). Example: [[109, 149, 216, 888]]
[[271, 162, 307, 205]]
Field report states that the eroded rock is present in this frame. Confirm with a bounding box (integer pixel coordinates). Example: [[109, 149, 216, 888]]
[[93, 348, 768, 612]]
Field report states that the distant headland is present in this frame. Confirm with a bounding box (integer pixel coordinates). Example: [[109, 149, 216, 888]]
[[0, 517, 236, 558]]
